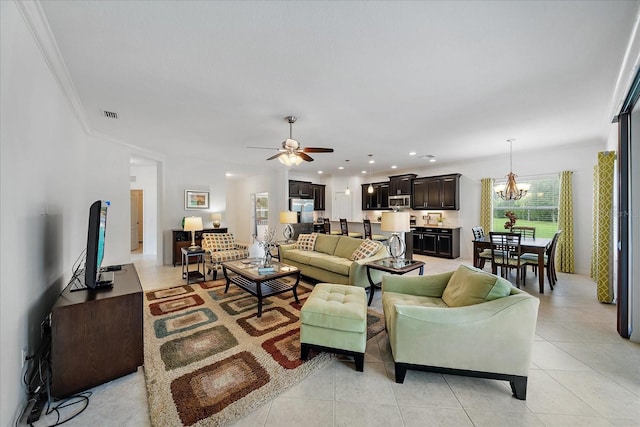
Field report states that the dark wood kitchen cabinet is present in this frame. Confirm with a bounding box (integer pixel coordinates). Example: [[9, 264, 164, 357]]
[[411, 173, 461, 210], [311, 184, 326, 211], [412, 227, 460, 258], [361, 182, 390, 210], [389, 173, 416, 195]]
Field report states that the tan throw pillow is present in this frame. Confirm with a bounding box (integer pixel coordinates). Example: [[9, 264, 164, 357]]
[[295, 233, 318, 251], [441, 264, 512, 307], [351, 240, 382, 261]]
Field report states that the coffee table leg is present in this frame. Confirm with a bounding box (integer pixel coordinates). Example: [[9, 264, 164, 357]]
[[222, 266, 230, 293], [418, 265, 424, 275], [366, 266, 376, 306], [292, 272, 301, 304]]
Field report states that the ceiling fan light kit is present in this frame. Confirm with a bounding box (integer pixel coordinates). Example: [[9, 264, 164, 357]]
[[494, 139, 530, 201]]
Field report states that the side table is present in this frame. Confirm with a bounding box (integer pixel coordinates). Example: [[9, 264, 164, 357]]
[[365, 257, 425, 305], [181, 247, 205, 284]]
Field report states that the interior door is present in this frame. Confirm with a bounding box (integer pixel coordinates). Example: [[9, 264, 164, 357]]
[[130, 191, 139, 251], [334, 191, 352, 221]]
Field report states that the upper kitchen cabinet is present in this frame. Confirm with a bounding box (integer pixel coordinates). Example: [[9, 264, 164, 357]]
[[411, 173, 461, 210], [289, 180, 313, 198], [389, 173, 417, 195], [361, 182, 390, 210]]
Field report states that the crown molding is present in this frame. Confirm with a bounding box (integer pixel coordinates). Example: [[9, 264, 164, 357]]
[[15, 0, 91, 133]]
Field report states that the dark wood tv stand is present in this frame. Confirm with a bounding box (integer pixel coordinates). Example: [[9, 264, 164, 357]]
[[50, 263, 143, 397]]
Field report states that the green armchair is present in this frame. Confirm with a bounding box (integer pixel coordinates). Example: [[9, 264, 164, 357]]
[[382, 264, 539, 400]]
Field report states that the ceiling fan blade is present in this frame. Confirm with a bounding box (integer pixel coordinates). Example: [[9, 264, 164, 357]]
[[266, 152, 286, 161], [298, 152, 314, 162], [247, 146, 282, 151], [301, 147, 334, 153]]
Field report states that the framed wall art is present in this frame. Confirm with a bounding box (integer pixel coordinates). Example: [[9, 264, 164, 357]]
[[184, 190, 209, 210]]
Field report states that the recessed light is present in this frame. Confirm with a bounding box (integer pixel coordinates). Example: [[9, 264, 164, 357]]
[[409, 151, 416, 156], [318, 170, 323, 174], [225, 173, 233, 177], [430, 158, 437, 163], [338, 166, 344, 170], [369, 159, 375, 164], [391, 165, 397, 169], [361, 170, 367, 174]]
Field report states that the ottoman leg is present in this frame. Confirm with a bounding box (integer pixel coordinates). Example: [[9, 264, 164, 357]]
[[301, 343, 310, 361], [354, 353, 364, 372]]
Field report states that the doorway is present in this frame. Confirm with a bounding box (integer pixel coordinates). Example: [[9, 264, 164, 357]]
[[130, 190, 143, 252], [333, 191, 352, 221], [254, 192, 269, 240]]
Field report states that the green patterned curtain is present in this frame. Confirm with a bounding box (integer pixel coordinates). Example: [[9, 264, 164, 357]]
[[591, 151, 616, 303], [480, 178, 493, 233], [557, 171, 574, 272]]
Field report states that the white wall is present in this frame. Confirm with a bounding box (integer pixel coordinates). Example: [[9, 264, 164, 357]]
[[1, 2, 132, 423], [160, 157, 227, 264], [225, 168, 288, 244]]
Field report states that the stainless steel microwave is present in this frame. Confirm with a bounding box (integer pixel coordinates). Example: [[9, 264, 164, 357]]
[[389, 195, 411, 208]]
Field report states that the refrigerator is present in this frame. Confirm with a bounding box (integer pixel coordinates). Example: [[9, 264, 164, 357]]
[[289, 198, 314, 223]]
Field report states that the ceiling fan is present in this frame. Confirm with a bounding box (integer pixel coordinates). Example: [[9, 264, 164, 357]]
[[248, 116, 334, 165]]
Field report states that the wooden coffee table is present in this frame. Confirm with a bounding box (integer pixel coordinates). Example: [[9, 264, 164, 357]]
[[221, 259, 301, 317], [365, 257, 425, 305]]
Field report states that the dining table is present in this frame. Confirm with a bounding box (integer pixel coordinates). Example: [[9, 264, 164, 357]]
[[473, 236, 552, 293]]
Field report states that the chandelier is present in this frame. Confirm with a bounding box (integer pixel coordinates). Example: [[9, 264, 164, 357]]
[[494, 139, 530, 201]]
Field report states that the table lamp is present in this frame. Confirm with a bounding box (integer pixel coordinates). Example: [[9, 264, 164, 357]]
[[210, 212, 222, 228], [280, 211, 298, 242], [183, 216, 204, 249], [381, 211, 410, 260]]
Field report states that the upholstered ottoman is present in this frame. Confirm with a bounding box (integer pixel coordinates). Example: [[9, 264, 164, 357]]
[[300, 283, 367, 371]]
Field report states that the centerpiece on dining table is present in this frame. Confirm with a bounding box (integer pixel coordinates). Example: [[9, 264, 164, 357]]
[[504, 211, 517, 231]]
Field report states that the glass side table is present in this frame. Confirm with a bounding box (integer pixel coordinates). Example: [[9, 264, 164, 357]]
[[365, 257, 425, 305], [181, 247, 206, 284]]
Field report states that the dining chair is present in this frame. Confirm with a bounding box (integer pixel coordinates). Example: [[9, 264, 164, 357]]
[[522, 230, 563, 289], [489, 231, 526, 287], [339, 218, 362, 238], [472, 226, 492, 269], [363, 219, 387, 242], [511, 226, 536, 239], [323, 218, 331, 234]]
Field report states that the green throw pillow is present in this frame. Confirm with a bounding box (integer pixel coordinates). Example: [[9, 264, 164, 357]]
[[441, 265, 512, 307]]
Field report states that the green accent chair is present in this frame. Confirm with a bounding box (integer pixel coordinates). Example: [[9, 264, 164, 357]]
[[382, 264, 539, 400], [301, 283, 367, 371]]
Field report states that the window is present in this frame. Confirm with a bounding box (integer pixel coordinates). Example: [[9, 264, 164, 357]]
[[493, 174, 559, 238]]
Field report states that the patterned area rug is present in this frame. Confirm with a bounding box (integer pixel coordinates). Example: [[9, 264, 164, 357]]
[[143, 278, 385, 427]]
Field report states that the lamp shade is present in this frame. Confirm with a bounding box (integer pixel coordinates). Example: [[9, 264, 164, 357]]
[[280, 211, 298, 224], [381, 211, 410, 232], [210, 212, 222, 221], [183, 216, 203, 232]]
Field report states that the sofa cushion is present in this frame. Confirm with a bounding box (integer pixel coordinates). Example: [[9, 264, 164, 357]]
[[284, 249, 313, 265], [334, 237, 363, 259], [314, 234, 341, 255], [295, 233, 318, 251], [308, 255, 352, 276], [351, 240, 383, 261], [441, 265, 512, 307], [202, 233, 236, 251]]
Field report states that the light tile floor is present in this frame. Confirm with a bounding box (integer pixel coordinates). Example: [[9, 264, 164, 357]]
[[34, 254, 640, 426]]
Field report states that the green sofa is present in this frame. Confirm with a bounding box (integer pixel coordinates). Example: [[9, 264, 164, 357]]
[[279, 233, 388, 288], [382, 264, 540, 400]]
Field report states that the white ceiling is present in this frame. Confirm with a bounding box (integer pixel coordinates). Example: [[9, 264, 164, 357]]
[[39, 0, 639, 177]]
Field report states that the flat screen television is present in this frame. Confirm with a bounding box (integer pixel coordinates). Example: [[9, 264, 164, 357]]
[[85, 200, 112, 288]]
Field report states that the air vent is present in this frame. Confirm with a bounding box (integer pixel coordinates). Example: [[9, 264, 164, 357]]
[[130, 176, 137, 182], [103, 110, 118, 119]]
